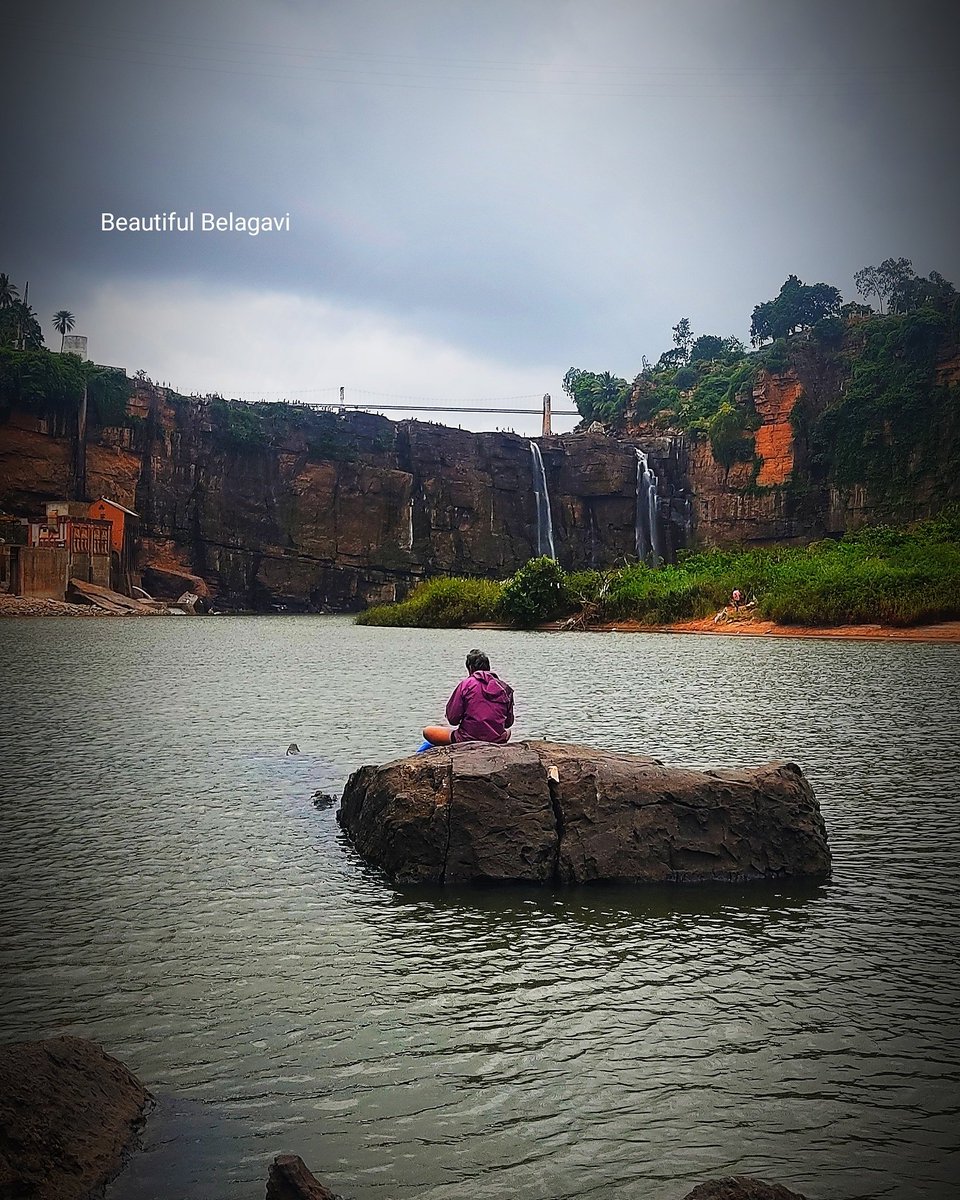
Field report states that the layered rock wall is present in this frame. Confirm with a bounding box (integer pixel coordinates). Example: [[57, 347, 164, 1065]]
[[0, 388, 689, 609], [3, 336, 957, 605]]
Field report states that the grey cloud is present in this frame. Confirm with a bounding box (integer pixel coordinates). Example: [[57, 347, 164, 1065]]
[[4, 0, 958, 382]]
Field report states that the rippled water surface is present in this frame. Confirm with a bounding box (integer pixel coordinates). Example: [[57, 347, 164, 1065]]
[[1, 617, 959, 1200]]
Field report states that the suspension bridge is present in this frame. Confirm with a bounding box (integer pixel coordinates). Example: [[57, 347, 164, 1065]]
[[240, 390, 578, 435]]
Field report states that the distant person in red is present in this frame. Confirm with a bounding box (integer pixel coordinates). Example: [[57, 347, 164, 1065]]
[[422, 649, 515, 746], [731, 587, 743, 612]]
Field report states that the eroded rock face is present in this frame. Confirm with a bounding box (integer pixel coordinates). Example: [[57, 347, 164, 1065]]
[[337, 741, 830, 886], [0, 1036, 150, 1200]]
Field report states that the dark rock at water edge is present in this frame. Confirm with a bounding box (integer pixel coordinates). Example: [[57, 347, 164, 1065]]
[[0, 1036, 150, 1200], [264, 1156, 805, 1200], [267, 1154, 345, 1199], [683, 1177, 807, 1199], [337, 741, 830, 885]]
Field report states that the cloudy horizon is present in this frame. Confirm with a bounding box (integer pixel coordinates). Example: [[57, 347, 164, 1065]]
[[4, 0, 958, 435]]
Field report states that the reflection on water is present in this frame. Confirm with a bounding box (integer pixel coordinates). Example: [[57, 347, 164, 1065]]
[[1, 616, 959, 1200]]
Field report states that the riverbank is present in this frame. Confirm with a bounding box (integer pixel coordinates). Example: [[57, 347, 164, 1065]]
[[596, 614, 960, 642], [5, 594, 955, 640], [467, 614, 960, 641], [0, 594, 168, 618]]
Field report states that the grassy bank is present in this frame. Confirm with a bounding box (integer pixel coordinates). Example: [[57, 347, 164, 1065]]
[[356, 510, 960, 631]]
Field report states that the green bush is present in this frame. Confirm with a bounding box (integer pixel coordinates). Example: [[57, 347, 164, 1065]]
[[357, 576, 503, 627], [85, 365, 133, 426], [0, 347, 85, 415], [500, 556, 567, 627]]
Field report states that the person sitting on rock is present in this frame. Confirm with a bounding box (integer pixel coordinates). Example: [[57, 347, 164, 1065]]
[[422, 649, 515, 747]]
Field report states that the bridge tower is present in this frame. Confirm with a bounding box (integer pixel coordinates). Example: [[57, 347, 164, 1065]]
[[541, 393, 552, 436]]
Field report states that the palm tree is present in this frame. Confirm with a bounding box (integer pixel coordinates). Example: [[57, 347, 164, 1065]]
[[0, 274, 19, 308], [53, 309, 75, 350]]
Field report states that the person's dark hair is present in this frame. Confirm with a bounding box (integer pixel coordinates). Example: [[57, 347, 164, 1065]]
[[465, 649, 490, 674]]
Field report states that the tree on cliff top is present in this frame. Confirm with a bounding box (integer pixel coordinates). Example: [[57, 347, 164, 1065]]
[[563, 367, 631, 424], [854, 259, 958, 318], [854, 258, 911, 314], [750, 275, 842, 345], [0, 302, 43, 350], [53, 310, 75, 351], [0, 274, 19, 308]]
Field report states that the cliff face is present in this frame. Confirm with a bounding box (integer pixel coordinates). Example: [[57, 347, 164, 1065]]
[[0, 387, 688, 609], [684, 343, 960, 547], [3, 329, 957, 606]]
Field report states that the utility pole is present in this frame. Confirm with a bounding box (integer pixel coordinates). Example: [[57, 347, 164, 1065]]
[[15, 280, 28, 350], [541, 393, 552, 437]]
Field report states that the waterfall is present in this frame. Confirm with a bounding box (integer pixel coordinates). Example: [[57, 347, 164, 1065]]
[[635, 449, 665, 566], [407, 497, 414, 549], [529, 441, 556, 559]]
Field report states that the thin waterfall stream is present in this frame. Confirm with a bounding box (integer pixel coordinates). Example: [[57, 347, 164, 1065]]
[[529, 441, 556, 559], [635, 449, 665, 565]]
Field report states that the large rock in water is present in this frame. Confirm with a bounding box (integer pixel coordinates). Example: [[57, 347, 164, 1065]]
[[337, 741, 830, 885], [0, 1036, 150, 1199]]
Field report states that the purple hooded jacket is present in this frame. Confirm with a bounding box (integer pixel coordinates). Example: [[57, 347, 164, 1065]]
[[446, 670, 515, 744]]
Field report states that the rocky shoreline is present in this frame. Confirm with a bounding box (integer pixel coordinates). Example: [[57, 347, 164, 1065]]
[[473, 614, 960, 642], [0, 1037, 810, 1200]]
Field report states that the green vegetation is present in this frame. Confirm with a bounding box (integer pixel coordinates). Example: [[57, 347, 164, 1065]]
[[808, 308, 957, 498], [499, 556, 567, 627], [0, 347, 135, 428], [749, 275, 842, 345], [357, 576, 504, 627], [561, 262, 959, 496], [85, 365, 134, 426], [0, 347, 86, 418], [357, 511, 960, 630]]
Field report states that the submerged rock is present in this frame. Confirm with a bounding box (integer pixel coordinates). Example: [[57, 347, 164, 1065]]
[[0, 1036, 150, 1200], [682, 1178, 807, 1199], [337, 741, 830, 886]]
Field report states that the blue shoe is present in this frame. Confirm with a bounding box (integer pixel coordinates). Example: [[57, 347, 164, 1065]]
[[415, 740, 433, 754]]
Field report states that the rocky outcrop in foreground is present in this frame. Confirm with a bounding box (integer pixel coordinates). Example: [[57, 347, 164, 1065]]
[[337, 741, 830, 885], [267, 1154, 345, 1199], [0, 1036, 150, 1200], [265, 1155, 805, 1199]]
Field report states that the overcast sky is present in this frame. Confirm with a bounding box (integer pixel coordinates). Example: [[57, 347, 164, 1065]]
[[4, 0, 958, 434]]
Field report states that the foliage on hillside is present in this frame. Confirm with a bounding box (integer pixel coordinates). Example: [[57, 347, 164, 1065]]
[[562, 262, 960, 489], [807, 308, 959, 499], [0, 348, 134, 428], [356, 510, 960, 631]]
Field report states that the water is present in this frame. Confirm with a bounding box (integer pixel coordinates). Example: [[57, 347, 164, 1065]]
[[529, 442, 556, 559], [1, 617, 959, 1200], [635, 449, 665, 566]]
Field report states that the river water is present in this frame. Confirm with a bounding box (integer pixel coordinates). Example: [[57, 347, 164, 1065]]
[[1, 616, 958, 1200]]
